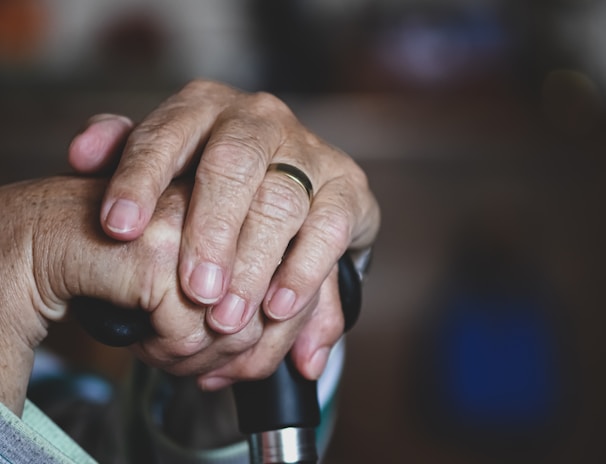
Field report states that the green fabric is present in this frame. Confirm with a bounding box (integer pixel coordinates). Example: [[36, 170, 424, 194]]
[[0, 400, 96, 464]]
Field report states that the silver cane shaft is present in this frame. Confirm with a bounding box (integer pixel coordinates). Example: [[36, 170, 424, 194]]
[[249, 428, 317, 464]]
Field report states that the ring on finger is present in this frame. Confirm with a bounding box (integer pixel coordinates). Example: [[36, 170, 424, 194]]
[[267, 162, 314, 203]]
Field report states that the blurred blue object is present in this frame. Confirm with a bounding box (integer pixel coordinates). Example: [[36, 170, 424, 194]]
[[439, 293, 556, 427], [408, 212, 578, 459]]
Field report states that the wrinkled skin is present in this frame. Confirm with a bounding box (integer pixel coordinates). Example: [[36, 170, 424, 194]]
[[68, 80, 381, 389], [0, 176, 344, 415]]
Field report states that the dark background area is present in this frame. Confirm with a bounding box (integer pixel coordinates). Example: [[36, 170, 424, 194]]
[[1, 1, 605, 462]]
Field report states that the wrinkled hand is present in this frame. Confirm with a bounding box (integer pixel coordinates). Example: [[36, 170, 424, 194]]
[[68, 80, 380, 382], [0, 176, 344, 414]]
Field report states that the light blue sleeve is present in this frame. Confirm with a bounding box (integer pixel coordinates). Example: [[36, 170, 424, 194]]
[[0, 399, 97, 464]]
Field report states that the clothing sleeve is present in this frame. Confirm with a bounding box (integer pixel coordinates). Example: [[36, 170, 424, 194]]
[[0, 399, 97, 464]]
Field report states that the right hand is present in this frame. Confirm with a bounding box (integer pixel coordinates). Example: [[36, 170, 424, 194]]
[[67, 81, 380, 383]]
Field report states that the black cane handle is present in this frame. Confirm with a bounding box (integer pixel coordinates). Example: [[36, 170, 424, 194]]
[[71, 251, 362, 462], [232, 252, 361, 435], [71, 297, 155, 347]]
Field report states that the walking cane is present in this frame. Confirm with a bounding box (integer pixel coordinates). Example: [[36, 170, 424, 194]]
[[72, 252, 362, 464]]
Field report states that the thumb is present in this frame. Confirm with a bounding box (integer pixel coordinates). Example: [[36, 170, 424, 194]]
[[68, 114, 133, 174]]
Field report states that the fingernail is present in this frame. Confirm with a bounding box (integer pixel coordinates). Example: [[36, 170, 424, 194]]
[[267, 287, 296, 320], [106, 199, 141, 233], [210, 293, 246, 331], [308, 347, 331, 380], [189, 262, 224, 304], [199, 376, 233, 391]]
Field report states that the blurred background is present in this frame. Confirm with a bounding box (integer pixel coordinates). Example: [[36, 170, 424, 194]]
[[1, 0, 606, 462]]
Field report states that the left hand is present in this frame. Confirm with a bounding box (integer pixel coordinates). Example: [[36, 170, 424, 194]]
[[0, 176, 344, 414], [68, 80, 380, 383]]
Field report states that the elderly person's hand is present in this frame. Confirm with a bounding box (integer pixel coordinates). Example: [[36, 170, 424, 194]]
[[1, 176, 342, 415], [0, 176, 187, 414], [68, 80, 380, 387]]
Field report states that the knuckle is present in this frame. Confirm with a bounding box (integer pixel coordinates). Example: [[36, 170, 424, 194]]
[[283, 261, 318, 292], [186, 202, 240, 258], [111, 161, 166, 202], [137, 323, 210, 362], [181, 79, 235, 99], [199, 213, 237, 245], [130, 119, 188, 164], [308, 205, 352, 252], [201, 222, 238, 256], [165, 331, 208, 358], [248, 91, 294, 120], [198, 140, 262, 188], [231, 255, 270, 293], [180, 79, 210, 96], [140, 221, 181, 254], [252, 177, 308, 224], [220, 325, 263, 358]]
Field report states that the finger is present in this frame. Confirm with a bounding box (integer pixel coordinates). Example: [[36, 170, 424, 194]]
[[205, 161, 311, 333], [130, 299, 214, 372], [135, 308, 265, 377], [194, 321, 293, 391], [122, 180, 218, 364], [76, 179, 213, 372], [178, 92, 296, 306], [263, 176, 358, 323], [196, 293, 318, 390], [99, 81, 238, 241], [289, 268, 344, 380], [68, 114, 133, 173]]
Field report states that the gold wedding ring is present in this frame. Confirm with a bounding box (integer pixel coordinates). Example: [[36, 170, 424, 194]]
[[267, 163, 314, 202]]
